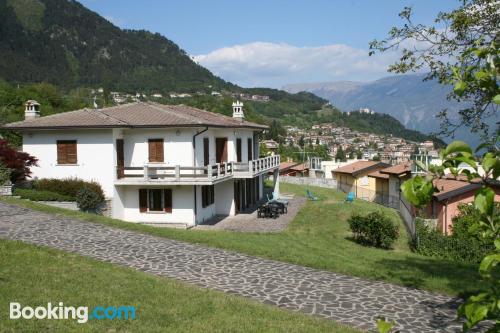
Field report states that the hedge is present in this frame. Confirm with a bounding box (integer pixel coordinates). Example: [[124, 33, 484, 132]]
[[13, 189, 75, 202], [34, 178, 104, 202], [413, 218, 494, 264]]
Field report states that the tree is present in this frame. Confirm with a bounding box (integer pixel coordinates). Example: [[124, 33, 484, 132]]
[[298, 136, 305, 148], [356, 150, 363, 159], [335, 146, 346, 162], [265, 120, 286, 143], [0, 139, 38, 182], [401, 140, 499, 332], [315, 137, 320, 146], [369, 0, 499, 141], [372, 154, 381, 161]]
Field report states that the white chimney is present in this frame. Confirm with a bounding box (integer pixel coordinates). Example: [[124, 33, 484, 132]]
[[232, 100, 244, 121], [25, 100, 40, 120]]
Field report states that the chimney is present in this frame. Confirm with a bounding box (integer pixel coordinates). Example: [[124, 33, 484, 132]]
[[232, 100, 244, 122], [25, 100, 40, 120]]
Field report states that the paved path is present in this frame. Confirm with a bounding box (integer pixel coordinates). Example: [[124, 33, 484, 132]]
[[0, 201, 475, 332]]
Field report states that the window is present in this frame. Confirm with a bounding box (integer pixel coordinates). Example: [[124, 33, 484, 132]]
[[57, 140, 77, 164], [139, 189, 172, 213], [236, 138, 242, 162], [148, 139, 164, 162], [201, 185, 214, 208], [359, 176, 369, 186]]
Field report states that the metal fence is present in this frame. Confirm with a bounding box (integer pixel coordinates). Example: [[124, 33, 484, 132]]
[[280, 176, 338, 189]]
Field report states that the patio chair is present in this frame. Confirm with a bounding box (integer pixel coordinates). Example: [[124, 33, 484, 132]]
[[306, 189, 318, 201], [257, 205, 268, 218], [272, 192, 288, 212], [345, 192, 355, 203]]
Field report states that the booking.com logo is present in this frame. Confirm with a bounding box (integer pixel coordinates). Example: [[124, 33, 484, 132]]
[[9, 302, 136, 323]]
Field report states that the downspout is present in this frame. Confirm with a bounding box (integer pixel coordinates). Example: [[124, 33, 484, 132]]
[[444, 200, 448, 235], [192, 127, 209, 225]]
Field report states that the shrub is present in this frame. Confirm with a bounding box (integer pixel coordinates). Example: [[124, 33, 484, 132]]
[[348, 211, 399, 249], [0, 139, 38, 182], [0, 162, 11, 185], [76, 187, 103, 213], [413, 206, 496, 263], [34, 178, 104, 202], [13, 188, 75, 202]]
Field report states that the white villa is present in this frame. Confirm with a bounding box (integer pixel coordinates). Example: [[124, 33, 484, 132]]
[[5, 100, 280, 227]]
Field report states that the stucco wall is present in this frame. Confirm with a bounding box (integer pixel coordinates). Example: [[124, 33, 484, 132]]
[[23, 129, 115, 197], [117, 185, 195, 225], [215, 180, 235, 216]]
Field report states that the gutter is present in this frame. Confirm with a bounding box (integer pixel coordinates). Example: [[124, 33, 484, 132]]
[[192, 126, 209, 225]]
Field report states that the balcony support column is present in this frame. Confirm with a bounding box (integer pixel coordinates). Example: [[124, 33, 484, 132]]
[[272, 168, 280, 197]]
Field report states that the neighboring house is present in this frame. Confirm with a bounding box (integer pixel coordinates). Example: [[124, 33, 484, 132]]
[[261, 139, 279, 155], [379, 162, 412, 208], [424, 177, 500, 234], [279, 162, 309, 177], [3, 100, 280, 227], [367, 170, 390, 206], [332, 161, 389, 200]]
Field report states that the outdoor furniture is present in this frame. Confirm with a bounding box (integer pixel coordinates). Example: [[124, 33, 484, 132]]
[[306, 189, 318, 201], [272, 192, 288, 212], [346, 192, 355, 203], [257, 202, 282, 219]]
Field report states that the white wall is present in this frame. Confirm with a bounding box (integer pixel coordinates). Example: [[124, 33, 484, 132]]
[[23, 129, 115, 197], [118, 185, 195, 225], [195, 185, 216, 224], [215, 180, 235, 216], [193, 128, 256, 166]]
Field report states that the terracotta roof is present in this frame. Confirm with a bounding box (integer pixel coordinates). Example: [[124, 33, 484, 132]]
[[432, 178, 481, 201], [380, 163, 412, 176], [2, 102, 268, 130], [279, 161, 308, 172], [332, 161, 389, 177], [368, 170, 389, 179]]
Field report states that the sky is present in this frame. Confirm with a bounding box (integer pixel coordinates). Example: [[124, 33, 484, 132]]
[[80, 0, 458, 88]]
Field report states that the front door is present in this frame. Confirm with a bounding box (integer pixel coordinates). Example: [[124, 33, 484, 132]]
[[116, 139, 124, 178], [215, 138, 228, 163]]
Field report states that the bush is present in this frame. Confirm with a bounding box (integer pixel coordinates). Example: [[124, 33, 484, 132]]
[[348, 211, 399, 249], [413, 205, 496, 263], [76, 187, 103, 213], [0, 162, 11, 185], [34, 178, 104, 202], [13, 188, 75, 202]]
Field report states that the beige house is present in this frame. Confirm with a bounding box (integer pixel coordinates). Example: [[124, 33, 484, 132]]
[[332, 161, 389, 200]]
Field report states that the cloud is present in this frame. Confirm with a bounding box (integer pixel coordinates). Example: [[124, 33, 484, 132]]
[[193, 42, 402, 88]]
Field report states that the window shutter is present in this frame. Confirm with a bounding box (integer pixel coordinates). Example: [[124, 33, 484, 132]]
[[148, 139, 164, 162], [247, 138, 253, 161], [66, 142, 77, 164], [164, 189, 172, 213], [57, 142, 66, 164], [148, 140, 156, 162], [139, 189, 147, 213], [156, 140, 164, 162]]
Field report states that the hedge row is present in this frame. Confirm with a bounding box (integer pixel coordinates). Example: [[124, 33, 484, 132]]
[[34, 178, 105, 202], [14, 189, 75, 202], [413, 218, 494, 264]]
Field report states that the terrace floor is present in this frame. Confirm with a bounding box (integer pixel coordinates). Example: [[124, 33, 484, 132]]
[[195, 195, 307, 233]]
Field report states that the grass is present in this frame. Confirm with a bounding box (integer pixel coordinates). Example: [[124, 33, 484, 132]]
[[0, 239, 357, 333], [1, 183, 481, 296]]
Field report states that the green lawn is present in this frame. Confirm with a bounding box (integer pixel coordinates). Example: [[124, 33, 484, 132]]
[[0, 239, 356, 333], [1, 183, 480, 296]]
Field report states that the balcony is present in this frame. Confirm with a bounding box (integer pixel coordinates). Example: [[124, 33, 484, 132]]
[[114, 155, 280, 186]]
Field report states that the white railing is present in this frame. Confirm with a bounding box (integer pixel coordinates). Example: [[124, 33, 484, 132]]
[[117, 162, 234, 182], [233, 155, 280, 177]]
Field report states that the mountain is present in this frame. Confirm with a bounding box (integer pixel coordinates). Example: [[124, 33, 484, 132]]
[[283, 74, 493, 146], [0, 0, 439, 146], [0, 0, 233, 92]]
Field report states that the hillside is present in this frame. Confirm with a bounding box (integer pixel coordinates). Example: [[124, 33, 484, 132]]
[[0, 0, 233, 92]]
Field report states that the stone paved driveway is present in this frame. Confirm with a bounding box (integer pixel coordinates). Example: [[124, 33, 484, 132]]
[[0, 201, 478, 332]]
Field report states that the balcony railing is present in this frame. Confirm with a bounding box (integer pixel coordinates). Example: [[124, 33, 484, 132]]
[[233, 155, 280, 178], [115, 155, 280, 184]]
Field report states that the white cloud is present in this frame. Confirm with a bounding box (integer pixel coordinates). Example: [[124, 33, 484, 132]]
[[193, 42, 402, 88]]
